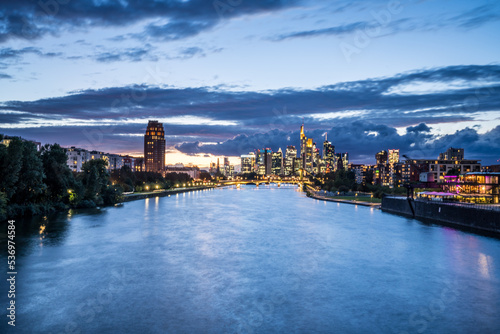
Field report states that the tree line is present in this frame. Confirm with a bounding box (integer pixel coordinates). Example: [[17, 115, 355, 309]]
[[0, 137, 125, 220], [0, 137, 203, 221]]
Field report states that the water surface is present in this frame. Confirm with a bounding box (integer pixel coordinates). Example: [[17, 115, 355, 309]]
[[1, 185, 500, 333]]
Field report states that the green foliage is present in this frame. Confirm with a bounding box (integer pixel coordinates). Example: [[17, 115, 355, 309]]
[[79, 159, 110, 205], [102, 185, 124, 205], [41, 143, 80, 203], [11, 141, 46, 204], [0, 142, 125, 220], [0, 192, 7, 221], [0, 137, 23, 199]]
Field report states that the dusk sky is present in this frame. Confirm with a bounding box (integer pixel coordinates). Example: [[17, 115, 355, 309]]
[[1, 0, 500, 166]]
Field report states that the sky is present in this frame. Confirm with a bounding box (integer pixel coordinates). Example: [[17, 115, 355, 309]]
[[0, 0, 499, 166]]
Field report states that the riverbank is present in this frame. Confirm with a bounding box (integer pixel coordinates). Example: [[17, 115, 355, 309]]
[[382, 196, 500, 235], [123, 186, 215, 202], [306, 185, 381, 208]]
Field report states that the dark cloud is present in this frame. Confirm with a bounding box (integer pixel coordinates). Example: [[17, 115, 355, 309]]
[[94, 44, 157, 63], [406, 123, 431, 133], [0, 0, 300, 44], [177, 47, 205, 59], [175, 122, 500, 165], [0, 73, 11, 79], [271, 21, 370, 41], [1, 64, 499, 163], [452, 4, 500, 28], [0, 46, 61, 60], [271, 4, 500, 42]]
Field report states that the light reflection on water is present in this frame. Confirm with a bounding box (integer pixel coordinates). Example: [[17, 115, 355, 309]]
[[1, 185, 500, 333]]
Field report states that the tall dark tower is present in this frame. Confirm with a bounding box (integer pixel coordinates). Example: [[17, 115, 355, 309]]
[[144, 120, 165, 173]]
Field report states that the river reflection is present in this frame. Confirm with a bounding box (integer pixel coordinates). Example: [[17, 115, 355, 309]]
[[1, 185, 499, 333]]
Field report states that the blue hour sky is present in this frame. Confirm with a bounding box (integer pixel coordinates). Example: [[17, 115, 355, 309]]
[[1, 0, 499, 166]]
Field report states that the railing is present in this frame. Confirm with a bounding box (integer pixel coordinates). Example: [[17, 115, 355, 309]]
[[385, 196, 500, 212]]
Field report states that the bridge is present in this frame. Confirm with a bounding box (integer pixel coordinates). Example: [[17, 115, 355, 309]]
[[220, 179, 311, 187]]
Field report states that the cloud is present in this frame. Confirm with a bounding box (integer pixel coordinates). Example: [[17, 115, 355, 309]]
[[1, 64, 499, 163], [452, 4, 500, 28], [0, 73, 11, 79], [271, 21, 374, 41], [0, 0, 300, 44], [406, 123, 431, 133], [93, 44, 157, 63], [175, 122, 500, 164], [0, 46, 61, 60], [270, 3, 500, 42], [177, 47, 206, 59]]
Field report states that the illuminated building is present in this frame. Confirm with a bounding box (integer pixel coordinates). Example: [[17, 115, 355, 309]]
[[240, 153, 256, 174], [441, 172, 499, 204], [335, 153, 349, 170], [376, 150, 388, 165], [272, 148, 283, 175], [323, 135, 335, 173], [439, 147, 464, 161], [65, 147, 124, 172], [144, 120, 165, 173], [300, 123, 314, 174], [256, 148, 272, 176], [388, 149, 400, 186], [284, 146, 297, 176]]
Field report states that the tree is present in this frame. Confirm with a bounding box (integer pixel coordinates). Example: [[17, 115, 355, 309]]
[[41, 143, 79, 203], [11, 141, 46, 204], [199, 171, 212, 181], [80, 159, 109, 205], [0, 137, 23, 200]]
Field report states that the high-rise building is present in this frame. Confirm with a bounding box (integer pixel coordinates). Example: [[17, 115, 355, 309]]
[[255, 148, 272, 176], [271, 148, 283, 175], [144, 120, 165, 173], [387, 149, 400, 186], [284, 146, 297, 176], [376, 150, 388, 165], [439, 147, 464, 161], [334, 152, 349, 170], [223, 157, 230, 176], [323, 134, 335, 173], [300, 123, 314, 174], [240, 153, 256, 174]]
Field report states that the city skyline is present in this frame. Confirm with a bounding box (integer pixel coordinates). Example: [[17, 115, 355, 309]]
[[1, 0, 500, 165]]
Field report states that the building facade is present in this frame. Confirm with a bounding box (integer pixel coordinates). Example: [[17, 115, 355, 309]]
[[240, 153, 256, 174], [284, 146, 297, 176], [271, 148, 283, 175], [144, 120, 166, 173]]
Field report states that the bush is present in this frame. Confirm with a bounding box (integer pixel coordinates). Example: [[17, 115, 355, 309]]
[[77, 200, 97, 208]]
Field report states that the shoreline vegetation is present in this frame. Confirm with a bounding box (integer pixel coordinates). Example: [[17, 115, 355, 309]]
[[0, 136, 212, 222]]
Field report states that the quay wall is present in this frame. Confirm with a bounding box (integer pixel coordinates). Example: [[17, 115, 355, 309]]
[[382, 197, 500, 234]]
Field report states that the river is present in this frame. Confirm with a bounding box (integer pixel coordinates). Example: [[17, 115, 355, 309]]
[[1, 185, 500, 333]]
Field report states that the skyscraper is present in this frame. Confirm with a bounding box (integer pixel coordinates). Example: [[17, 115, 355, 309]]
[[300, 123, 314, 174], [284, 145, 297, 176], [240, 153, 256, 174], [376, 150, 388, 165], [144, 120, 165, 173], [388, 149, 400, 186], [323, 134, 335, 173], [271, 148, 283, 175]]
